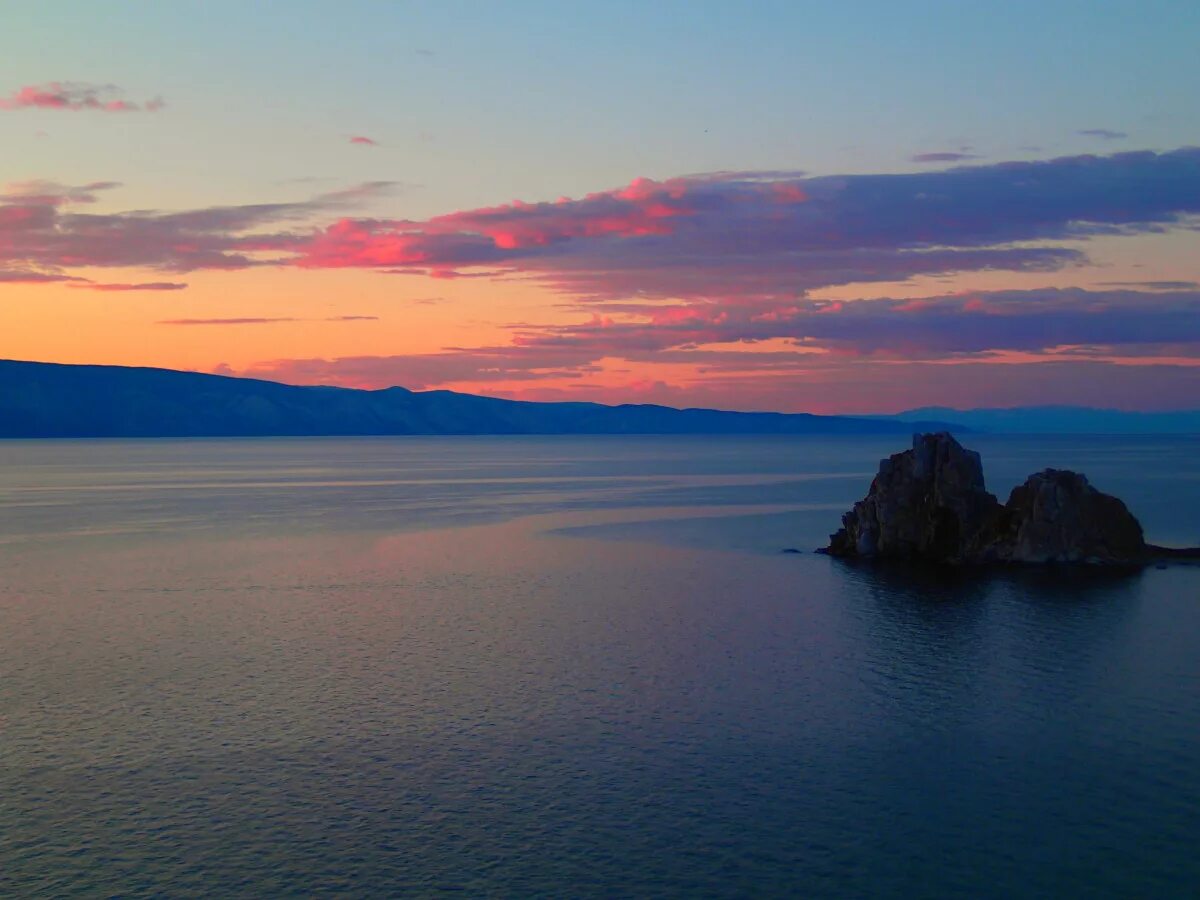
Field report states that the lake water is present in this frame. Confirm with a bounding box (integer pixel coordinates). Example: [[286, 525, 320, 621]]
[[2, 435, 1198, 897]]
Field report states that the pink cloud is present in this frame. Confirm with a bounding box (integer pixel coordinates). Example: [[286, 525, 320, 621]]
[[297, 175, 703, 268], [443, 176, 694, 249], [0, 83, 164, 112], [349, 135, 377, 146]]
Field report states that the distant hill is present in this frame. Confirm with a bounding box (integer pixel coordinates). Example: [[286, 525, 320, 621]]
[[890, 405, 1200, 434], [0, 359, 955, 438]]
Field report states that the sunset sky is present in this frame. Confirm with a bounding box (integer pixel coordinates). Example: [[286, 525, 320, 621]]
[[2, 0, 1199, 413]]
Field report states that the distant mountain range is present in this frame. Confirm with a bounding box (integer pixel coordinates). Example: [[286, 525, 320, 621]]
[[2, 360, 1195, 438], [0, 359, 955, 438], [889, 406, 1200, 434]]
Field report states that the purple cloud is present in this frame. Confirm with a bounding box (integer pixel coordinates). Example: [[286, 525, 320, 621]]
[[517, 288, 1200, 359], [0, 180, 395, 277], [0, 267, 183, 291], [296, 148, 1200, 302], [5, 149, 1200, 323], [227, 286, 1200, 412]]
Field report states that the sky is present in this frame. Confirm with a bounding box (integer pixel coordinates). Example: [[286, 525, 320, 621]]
[[2, 0, 1199, 413]]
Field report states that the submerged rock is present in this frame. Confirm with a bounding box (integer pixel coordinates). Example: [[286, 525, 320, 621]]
[[824, 433, 1155, 566]]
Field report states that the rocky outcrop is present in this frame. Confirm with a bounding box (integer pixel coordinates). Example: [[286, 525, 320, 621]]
[[825, 433, 1002, 562], [969, 469, 1145, 564], [823, 433, 1158, 566]]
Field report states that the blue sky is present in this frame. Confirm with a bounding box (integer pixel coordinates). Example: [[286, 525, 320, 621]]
[[4, 0, 1198, 212]]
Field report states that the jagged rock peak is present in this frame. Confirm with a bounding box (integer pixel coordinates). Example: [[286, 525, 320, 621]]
[[826, 432, 1002, 562]]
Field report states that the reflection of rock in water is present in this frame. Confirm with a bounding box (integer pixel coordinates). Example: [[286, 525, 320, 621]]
[[838, 549, 1147, 727], [823, 433, 1194, 566]]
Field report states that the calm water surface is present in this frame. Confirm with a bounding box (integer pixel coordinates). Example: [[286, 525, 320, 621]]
[[1, 435, 1198, 897]]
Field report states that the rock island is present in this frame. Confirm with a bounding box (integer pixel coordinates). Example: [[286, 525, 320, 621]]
[[822, 432, 1196, 566]]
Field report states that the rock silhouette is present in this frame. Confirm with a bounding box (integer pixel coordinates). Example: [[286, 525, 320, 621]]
[[825, 432, 1000, 561], [823, 433, 1160, 565]]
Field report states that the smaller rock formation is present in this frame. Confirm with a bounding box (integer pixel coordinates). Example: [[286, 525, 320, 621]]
[[969, 469, 1146, 564], [823, 433, 1160, 566]]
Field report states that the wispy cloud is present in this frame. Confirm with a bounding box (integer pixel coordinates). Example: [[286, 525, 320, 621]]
[[159, 315, 377, 325], [0, 266, 184, 291], [70, 281, 188, 291], [1078, 128, 1128, 140], [236, 346, 601, 389], [349, 135, 377, 146], [162, 318, 299, 326], [0, 180, 395, 276], [1, 179, 122, 204], [910, 151, 979, 163], [0, 269, 84, 284], [0, 82, 163, 112], [1099, 280, 1199, 290]]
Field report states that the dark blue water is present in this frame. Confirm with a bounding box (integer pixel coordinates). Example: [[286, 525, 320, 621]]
[[1, 436, 1198, 897]]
